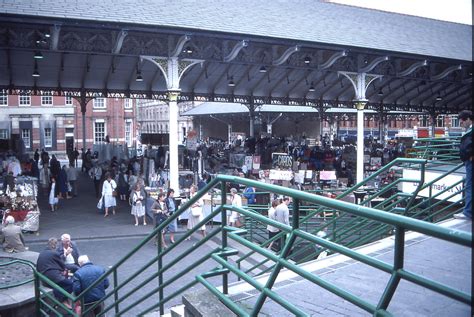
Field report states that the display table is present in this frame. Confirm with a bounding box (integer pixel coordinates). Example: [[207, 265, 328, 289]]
[[4, 209, 40, 232]]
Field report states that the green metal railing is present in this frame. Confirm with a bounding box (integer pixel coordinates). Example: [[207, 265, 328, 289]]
[[30, 169, 471, 316], [409, 137, 461, 162]]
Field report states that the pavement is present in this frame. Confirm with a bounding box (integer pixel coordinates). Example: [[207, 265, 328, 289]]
[[24, 168, 175, 244]]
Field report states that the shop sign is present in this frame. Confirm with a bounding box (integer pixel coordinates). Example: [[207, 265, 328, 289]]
[[272, 153, 293, 169], [269, 169, 294, 181], [402, 169, 463, 203], [252, 155, 261, 171]]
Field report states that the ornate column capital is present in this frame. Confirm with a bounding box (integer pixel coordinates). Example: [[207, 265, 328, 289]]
[[168, 90, 180, 102], [355, 100, 367, 110]]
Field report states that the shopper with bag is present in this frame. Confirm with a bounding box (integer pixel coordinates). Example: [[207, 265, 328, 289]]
[[101, 172, 117, 217], [186, 185, 206, 241], [151, 192, 169, 248], [130, 183, 146, 226]]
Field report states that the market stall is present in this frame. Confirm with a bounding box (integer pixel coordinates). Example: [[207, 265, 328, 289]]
[[0, 176, 40, 232]]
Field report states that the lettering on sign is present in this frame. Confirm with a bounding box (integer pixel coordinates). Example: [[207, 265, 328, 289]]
[[402, 169, 464, 203], [272, 153, 293, 169]]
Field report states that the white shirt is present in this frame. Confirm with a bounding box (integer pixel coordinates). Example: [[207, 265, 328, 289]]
[[102, 179, 117, 195], [267, 207, 279, 232]]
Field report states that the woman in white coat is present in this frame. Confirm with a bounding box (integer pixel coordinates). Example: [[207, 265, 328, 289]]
[[102, 172, 117, 217]]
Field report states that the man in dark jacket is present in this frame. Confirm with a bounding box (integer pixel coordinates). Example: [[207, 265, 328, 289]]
[[36, 238, 73, 305], [454, 110, 472, 220], [73, 255, 109, 314]]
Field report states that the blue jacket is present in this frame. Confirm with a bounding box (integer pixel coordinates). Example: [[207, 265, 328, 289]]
[[73, 262, 109, 303]]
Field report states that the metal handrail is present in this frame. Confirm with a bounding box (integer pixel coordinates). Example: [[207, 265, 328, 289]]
[[33, 165, 471, 316]]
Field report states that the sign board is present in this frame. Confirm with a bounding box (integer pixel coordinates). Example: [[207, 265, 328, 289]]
[[271, 153, 293, 169], [402, 169, 464, 203], [319, 170, 337, 181], [370, 157, 382, 166], [244, 156, 253, 171], [186, 130, 199, 151], [269, 169, 294, 181], [252, 155, 261, 172]]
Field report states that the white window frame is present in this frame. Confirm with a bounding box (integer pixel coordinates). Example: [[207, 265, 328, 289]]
[[436, 115, 445, 128], [93, 98, 106, 109], [0, 129, 9, 139], [65, 96, 73, 105], [94, 120, 106, 143], [450, 115, 459, 128], [125, 120, 132, 147], [0, 93, 7, 106], [21, 129, 31, 149], [124, 98, 132, 109], [44, 128, 52, 148], [19, 95, 31, 106], [41, 93, 53, 106]]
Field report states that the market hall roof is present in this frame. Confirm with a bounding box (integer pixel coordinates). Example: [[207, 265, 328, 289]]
[[0, 0, 472, 113]]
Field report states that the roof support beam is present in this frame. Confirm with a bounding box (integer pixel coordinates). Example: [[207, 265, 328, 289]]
[[318, 50, 348, 69], [170, 35, 191, 58], [223, 40, 248, 62], [112, 29, 128, 54], [431, 64, 462, 81], [359, 56, 389, 73], [272, 45, 300, 66], [397, 60, 428, 77]]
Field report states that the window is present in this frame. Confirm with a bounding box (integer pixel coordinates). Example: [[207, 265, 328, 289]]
[[124, 98, 132, 109], [0, 129, 9, 139], [419, 115, 429, 127], [0, 93, 7, 106], [450, 115, 459, 128], [21, 129, 31, 148], [41, 93, 53, 106], [436, 115, 445, 128], [65, 96, 73, 105], [19, 95, 31, 106], [44, 128, 52, 148], [94, 121, 106, 143], [125, 120, 132, 146], [93, 98, 106, 109]]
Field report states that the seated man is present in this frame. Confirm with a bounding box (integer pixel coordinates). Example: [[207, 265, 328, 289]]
[[1, 216, 27, 253], [56, 233, 80, 272], [73, 255, 109, 315], [37, 238, 73, 307]]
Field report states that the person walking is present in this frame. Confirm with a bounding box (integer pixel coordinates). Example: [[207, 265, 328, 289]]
[[58, 165, 71, 199], [117, 169, 129, 201], [49, 176, 59, 211], [101, 172, 117, 217], [165, 188, 178, 244], [130, 183, 146, 226], [266, 199, 281, 251], [454, 110, 472, 220], [66, 163, 78, 197], [73, 255, 109, 315], [40, 164, 50, 196], [89, 164, 103, 198], [186, 185, 206, 241], [33, 149, 40, 166], [229, 188, 243, 227], [274, 197, 291, 251], [151, 192, 169, 248]]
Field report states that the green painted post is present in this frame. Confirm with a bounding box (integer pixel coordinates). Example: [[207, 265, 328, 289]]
[[34, 273, 41, 315], [158, 228, 164, 315], [377, 226, 405, 310], [221, 180, 229, 294], [113, 270, 119, 315]]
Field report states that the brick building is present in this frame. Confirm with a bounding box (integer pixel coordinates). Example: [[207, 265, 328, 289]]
[[0, 93, 137, 154]]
